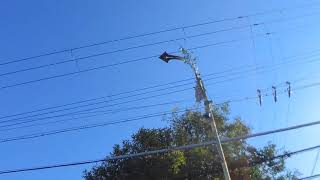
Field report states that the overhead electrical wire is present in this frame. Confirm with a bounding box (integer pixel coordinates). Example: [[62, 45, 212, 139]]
[[0, 36, 264, 90], [298, 174, 320, 180], [0, 94, 255, 133], [0, 72, 223, 121], [0, 108, 196, 144], [0, 67, 288, 127], [2, 51, 320, 128], [0, 57, 274, 121], [0, 99, 203, 132], [1, 20, 320, 92], [2, 10, 320, 79], [248, 145, 320, 167], [0, 16, 320, 128], [1, 54, 318, 136], [0, 11, 319, 91], [2, 77, 320, 141], [0, 88, 194, 125], [1, 2, 319, 67], [0, 97, 192, 128], [311, 149, 320, 175], [0, 76, 248, 128], [0, 19, 250, 66], [2, 80, 320, 142], [0, 56, 279, 123], [0, 24, 262, 78], [299, 174, 320, 180], [1, 2, 320, 177], [1, 120, 320, 174]]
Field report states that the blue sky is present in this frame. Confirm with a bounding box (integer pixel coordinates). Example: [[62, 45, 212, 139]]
[[1, 0, 320, 179]]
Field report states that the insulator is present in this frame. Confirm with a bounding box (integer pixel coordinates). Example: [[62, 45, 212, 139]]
[[257, 89, 262, 106], [286, 81, 291, 98], [272, 86, 277, 103]]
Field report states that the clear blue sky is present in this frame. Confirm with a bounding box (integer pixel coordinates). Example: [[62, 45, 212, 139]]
[[1, 0, 320, 179]]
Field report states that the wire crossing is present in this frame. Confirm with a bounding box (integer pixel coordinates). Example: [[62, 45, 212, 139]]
[[2, 33, 320, 123], [1, 122, 320, 174], [1, 57, 319, 132], [2, 18, 320, 91], [2, 10, 320, 80], [1, 80, 320, 143], [1, 1, 319, 66]]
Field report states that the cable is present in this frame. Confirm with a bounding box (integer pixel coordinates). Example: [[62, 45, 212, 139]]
[[1, 118, 320, 174], [0, 87, 194, 126], [311, 149, 320, 175], [0, 75, 248, 128], [0, 55, 157, 90], [0, 74, 197, 120], [0, 54, 276, 124], [0, 34, 268, 90], [0, 108, 196, 144], [2, 15, 320, 91], [0, 58, 265, 120], [0, 68, 277, 127], [252, 145, 320, 166], [0, 24, 261, 78], [0, 95, 255, 133], [1, 84, 320, 143], [2, 59, 320, 129], [3, 10, 320, 78], [221, 119, 320, 144], [1, 13, 319, 91], [0, 70, 236, 122], [0, 63, 316, 133], [3, 43, 320, 127], [0, 19, 247, 67], [2, 1, 319, 66], [0, 100, 202, 132], [299, 174, 320, 180], [0, 97, 191, 128]]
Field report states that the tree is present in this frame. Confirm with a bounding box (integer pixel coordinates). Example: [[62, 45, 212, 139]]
[[83, 104, 298, 180]]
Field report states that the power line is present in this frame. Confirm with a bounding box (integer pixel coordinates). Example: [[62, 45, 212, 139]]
[[253, 145, 320, 166], [0, 19, 246, 67], [2, 44, 320, 129], [0, 60, 261, 120], [0, 24, 261, 78], [311, 149, 320, 175], [0, 108, 194, 143], [1, 85, 320, 143], [3, 10, 320, 79], [1, 12, 320, 91], [0, 59, 275, 124], [3, 41, 320, 123], [0, 68, 279, 127], [1, 118, 320, 174], [0, 35, 266, 90], [0, 98, 191, 128], [0, 94, 254, 133], [2, 18, 320, 91], [0, 88, 194, 126], [0, 68, 315, 137], [1, 61, 319, 129], [0, 73, 197, 120], [1, 2, 319, 67], [299, 174, 320, 180], [0, 75, 251, 129], [0, 100, 202, 133]]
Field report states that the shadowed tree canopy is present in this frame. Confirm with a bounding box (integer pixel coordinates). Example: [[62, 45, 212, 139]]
[[84, 104, 298, 180]]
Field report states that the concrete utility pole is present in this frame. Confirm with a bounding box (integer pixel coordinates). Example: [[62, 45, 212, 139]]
[[159, 49, 231, 180]]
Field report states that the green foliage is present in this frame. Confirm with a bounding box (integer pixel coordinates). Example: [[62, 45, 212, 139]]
[[83, 105, 297, 180]]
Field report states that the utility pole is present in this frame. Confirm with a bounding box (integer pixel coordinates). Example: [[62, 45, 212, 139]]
[[159, 49, 231, 180]]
